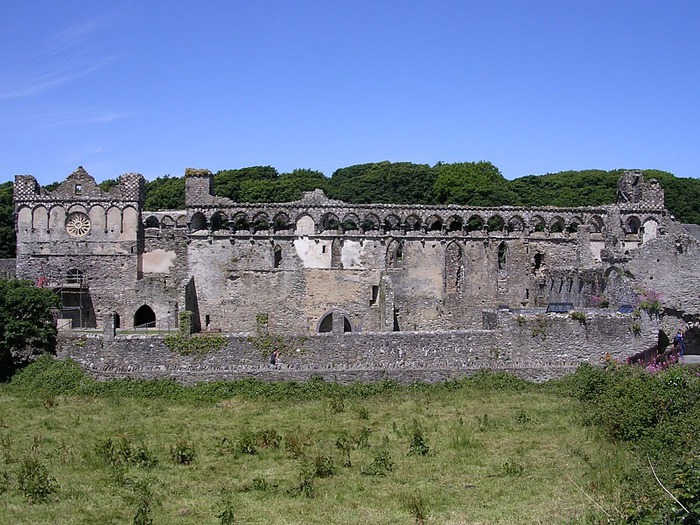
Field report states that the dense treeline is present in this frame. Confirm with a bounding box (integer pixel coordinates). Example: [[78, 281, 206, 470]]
[[1, 162, 700, 259]]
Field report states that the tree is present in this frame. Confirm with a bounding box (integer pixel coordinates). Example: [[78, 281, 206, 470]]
[[0, 280, 60, 380], [328, 162, 436, 204], [0, 182, 15, 258], [144, 175, 185, 211], [433, 161, 515, 206], [214, 166, 279, 202]]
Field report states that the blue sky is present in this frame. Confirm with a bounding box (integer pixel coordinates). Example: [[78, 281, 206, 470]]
[[2, 0, 699, 186]]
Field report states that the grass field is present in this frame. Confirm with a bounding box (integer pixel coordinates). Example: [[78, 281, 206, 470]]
[[0, 369, 633, 525]]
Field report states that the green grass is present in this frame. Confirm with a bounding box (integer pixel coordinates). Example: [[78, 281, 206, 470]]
[[0, 369, 631, 524]]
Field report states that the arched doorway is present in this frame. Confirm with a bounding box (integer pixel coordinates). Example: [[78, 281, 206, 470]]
[[684, 327, 700, 355], [134, 305, 156, 328]]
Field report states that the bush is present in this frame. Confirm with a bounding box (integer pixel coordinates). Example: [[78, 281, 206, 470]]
[[17, 455, 58, 503], [169, 439, 196, 465]]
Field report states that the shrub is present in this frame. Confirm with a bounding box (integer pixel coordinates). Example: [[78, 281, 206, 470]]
[[361, 451, 394, 476], [95, 436, 158, 468], [255, 429, 281, 449], [17, 455, 58, 503], [169, 439, 196, 465], [408, 420, 432, 457]]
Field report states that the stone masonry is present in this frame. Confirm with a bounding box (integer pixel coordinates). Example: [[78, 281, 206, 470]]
[[13, 167, 700, 381]]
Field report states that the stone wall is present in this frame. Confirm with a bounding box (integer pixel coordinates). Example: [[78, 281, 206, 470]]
[[56, 311, 657, 384]]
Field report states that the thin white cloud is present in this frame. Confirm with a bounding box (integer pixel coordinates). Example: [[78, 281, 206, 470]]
[[0, 14, 118, 99], [36, 108, 132, 128]]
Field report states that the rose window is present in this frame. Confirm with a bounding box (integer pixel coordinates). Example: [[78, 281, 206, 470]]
[[65, 212, 91, 237]]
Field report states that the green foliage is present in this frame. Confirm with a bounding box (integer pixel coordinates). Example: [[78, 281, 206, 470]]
[[164, 333, 227, 356], [95, 436, 158, 468], [555, 363, 700, 522], [0, 281, 60, 380], [328, 161, 436, 204], [403, 492, 428, 525], [407, 420, 432, 457], [169, 439, 196, 465], [501, 459, 525, 477], [433, 161, 515, 206], [570, 311, 587, 323], [17, 455, 58, 503], [0, 181, 15, 258], [361, 450, 395, 476], [144, 175, 185, 211]]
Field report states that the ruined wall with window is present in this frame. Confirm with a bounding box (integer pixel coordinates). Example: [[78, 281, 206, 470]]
[[16, 167, 690, 339]]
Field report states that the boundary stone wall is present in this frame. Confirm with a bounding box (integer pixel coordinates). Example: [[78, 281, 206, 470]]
[[56, 311, 657, 383]]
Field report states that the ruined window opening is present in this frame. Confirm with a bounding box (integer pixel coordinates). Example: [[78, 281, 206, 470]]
[[114, 313, 121, 329], [497, 242, 507, 269], [134, 305, 156, 329], [370, 285, 379, 305], [567, 222, 579, 233], [388, 241, 403, 268], [205, 314, 210, 326], [343, 317, 352, 333], [393, 309, 400, 331], [626, 217, 641, 234], [318, 313, 333, 333], [145, 216, 160, 228], [67, 268, 84, 285], [75, 184, 82, 195], [322, 245, 327, 254], [525, 289, 529, 300], [534, 253, 543, 270], [274, 245, 282, 268], [445, 242, 463, 293]]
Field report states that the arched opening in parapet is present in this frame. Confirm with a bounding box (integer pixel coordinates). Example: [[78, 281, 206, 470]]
[[487, 215, 504, 232], [497, 241, 508, 269], [427, 215, 442, 232], [67, 268, 84, 285], [134, 305, 156, 328], [190, 212, 207, 232], [273, 245, 282, 268], [625, 216, 641, 235], [211, 212, 229, 232], [361, 214, 380, 232], [466, 215, 484, 233], [531, 215, 545, 232], [567, 217, 582, 234], [446, 215, 463, 233], [320, 212, 340, 232], [549, 217, 564, 233], [384, 214, 400, 232], [273, 212, 291, 232], [404, 214, 422, 231], [252, 213, 270, 232], [506, 216, 524, 233], [341, 213, 360, 232], [588, 215, 604, 233], [144, 215, 160, 228], [232, 213, 250, 233]]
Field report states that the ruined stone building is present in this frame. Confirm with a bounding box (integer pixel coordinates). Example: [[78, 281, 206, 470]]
[[13, 167, 700, 352]]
